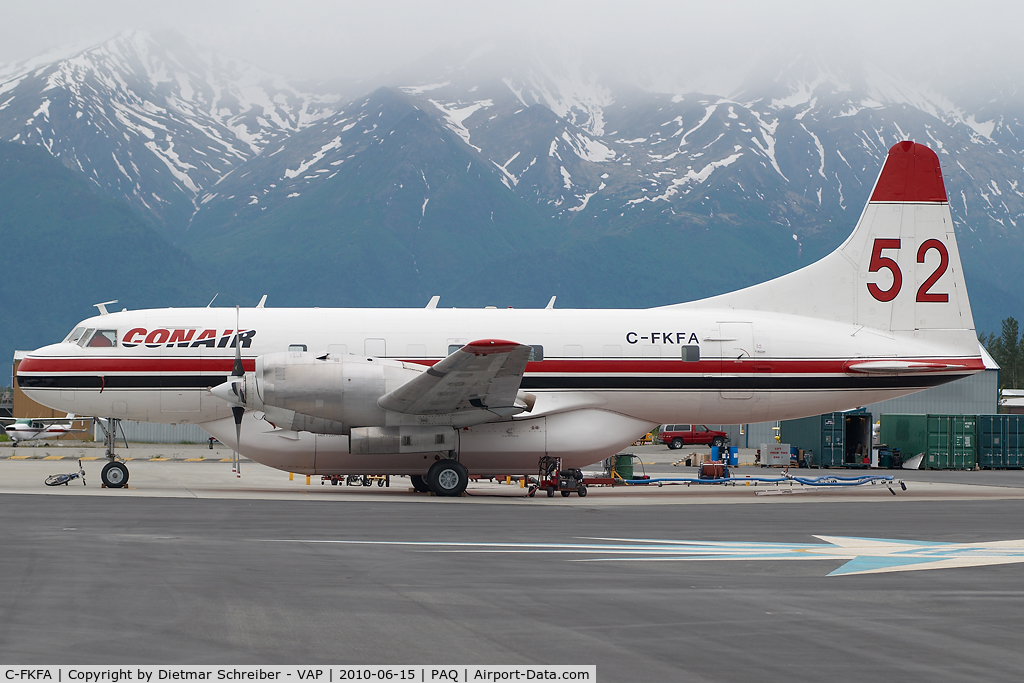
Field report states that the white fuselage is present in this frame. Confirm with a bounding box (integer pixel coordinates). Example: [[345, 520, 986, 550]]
[[17, 141, 986, 478], [18, 306, 981, 474], [5, 421, 76, 443]]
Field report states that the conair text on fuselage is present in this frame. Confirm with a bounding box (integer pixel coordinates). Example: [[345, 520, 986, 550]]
[[121, 329, 256, 349]]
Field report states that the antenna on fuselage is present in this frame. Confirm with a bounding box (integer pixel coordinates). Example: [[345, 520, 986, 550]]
[[257, 295, 267, 308], [94, 300, 118, 316], [545, 296, 556, 309], [206, 293, 219, 308]]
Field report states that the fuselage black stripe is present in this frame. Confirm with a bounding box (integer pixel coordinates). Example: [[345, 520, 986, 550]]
[[18, 374, 961, 391]]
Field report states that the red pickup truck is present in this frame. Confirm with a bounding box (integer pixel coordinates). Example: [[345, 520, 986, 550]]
[[658, 424, 729, 449]]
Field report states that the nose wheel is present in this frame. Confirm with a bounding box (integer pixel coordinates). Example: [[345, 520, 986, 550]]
[[100, 461, 129, 488], [96, 417, 130, 489]]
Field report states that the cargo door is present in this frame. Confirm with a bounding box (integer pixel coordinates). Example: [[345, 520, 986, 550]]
[[955, 417, 976, 470], [926, 416, 944, 469], [820, 413, 844, 467], [716, 322, 754, 400], [927, 416, 954, 470], [977, 416, 1001, 469], [843, 413, 871, 466]]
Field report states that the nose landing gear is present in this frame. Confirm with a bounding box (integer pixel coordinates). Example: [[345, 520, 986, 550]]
[[96, 418, 130, 488]]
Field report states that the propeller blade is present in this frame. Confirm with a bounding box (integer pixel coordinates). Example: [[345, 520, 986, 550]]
[[231, 305, 244, 477], [232, 305, 244, 378], [232, 405, 243, 477]]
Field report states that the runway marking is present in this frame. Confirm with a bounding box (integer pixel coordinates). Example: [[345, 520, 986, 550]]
[[264, 536, 1024, 576]]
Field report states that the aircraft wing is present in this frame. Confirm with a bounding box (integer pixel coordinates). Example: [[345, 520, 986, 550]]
[[3, 414, 89, 424], [378, 339, 533, 416]]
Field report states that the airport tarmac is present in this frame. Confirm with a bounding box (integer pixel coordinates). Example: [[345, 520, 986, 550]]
[[2, 445, 1024, 681]]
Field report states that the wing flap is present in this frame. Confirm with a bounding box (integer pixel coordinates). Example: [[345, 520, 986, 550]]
[[378, 339, 532, 415]]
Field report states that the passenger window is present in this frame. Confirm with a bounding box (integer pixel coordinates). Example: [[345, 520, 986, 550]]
[[88, 330, 117, 347], [696, 426, 707, 432], [680, 425, 691, 431], [288, 344, 307, 352], [682, 345, 700, 361], [529, 345, 544, 362]]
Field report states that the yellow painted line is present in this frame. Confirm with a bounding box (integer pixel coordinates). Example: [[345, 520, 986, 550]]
[[80, 457, 103, 461], [10, 455, 31, 459], [149, 457, 168, 461], [219, 458, 233, 462], [183, 458, 204, 462], [43, 455, 67, 460]]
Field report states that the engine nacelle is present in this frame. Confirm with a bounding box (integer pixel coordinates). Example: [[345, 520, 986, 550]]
[[261, 405, 347, 435], [251, 352, 425, 430]]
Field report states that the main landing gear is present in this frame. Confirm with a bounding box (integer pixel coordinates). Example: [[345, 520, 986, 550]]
[[421, 459, 469, 497], [96, 418, 130, 489]]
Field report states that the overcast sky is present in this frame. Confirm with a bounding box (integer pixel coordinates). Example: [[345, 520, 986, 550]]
[[2, 0, 1022, 91]]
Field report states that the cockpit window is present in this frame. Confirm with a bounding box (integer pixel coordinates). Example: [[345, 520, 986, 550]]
[[77, 329, 96, 347], [64, 327, 86, 344], [88, 330, 117, 348]]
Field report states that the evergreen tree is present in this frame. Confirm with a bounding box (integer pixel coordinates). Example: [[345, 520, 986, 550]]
[[982, 317, 1023, 389]]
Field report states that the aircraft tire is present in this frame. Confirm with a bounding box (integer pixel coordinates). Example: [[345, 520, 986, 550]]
[[99, 462, 128, 489], [100, 462, 129, 488], [426, 459, 468, 497], [409, 474, 431, 493]]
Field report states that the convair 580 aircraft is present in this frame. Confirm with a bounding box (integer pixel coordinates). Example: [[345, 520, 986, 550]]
[[19, 142, 983, 494]]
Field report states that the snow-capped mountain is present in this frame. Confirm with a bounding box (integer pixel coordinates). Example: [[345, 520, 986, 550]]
[[0, 29, 338, 236], [2, 33, 1022, 330]]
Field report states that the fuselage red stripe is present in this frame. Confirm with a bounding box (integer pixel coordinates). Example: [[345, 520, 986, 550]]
[[17, 356, 986, 376]]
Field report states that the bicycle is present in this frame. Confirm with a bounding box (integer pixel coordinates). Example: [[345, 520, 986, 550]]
[[44, 460, 87, 487]]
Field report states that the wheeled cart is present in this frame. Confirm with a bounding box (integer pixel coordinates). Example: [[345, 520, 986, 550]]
[[530, 456, 588, 497]]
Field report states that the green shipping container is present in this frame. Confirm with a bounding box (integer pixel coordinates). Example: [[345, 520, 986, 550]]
[[977, 415, 1024, 469], [781, 410, 871, 468], [925, 415, 977, 470], [879, 414, 928, 461]]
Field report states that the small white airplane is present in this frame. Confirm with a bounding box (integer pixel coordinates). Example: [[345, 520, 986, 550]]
[[18, 141, 983, 493], [4, 414, 90, 446]]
